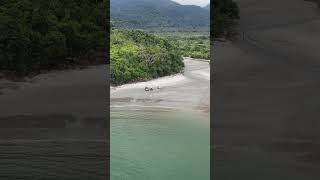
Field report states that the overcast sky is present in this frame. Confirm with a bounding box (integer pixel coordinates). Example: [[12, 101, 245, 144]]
[[172, 0, 210, 7]]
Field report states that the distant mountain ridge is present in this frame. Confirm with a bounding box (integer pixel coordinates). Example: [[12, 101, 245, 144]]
[[110, 0, 209, 29], [204, 4, 210, 10]]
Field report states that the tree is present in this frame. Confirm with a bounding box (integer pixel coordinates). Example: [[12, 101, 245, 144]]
[[0, 0, 108, 76], [212, 0, 239, 38]]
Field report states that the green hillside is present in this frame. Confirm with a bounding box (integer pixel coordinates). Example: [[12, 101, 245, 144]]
[[110, 0, 209, 29]]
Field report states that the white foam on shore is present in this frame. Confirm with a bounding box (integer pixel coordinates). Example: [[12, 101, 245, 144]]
[[111, 74, 189, 92]]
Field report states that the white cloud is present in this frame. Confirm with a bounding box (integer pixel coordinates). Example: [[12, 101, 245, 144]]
[[172, 0, 210, 7]]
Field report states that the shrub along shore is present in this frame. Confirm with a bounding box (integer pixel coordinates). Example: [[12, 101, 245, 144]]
[[110, 28, 184, 85]]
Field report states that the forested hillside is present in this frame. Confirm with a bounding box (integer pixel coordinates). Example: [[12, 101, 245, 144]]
[[111, 28, 184, 85], [110, 0, 209, 29], [204, 4, 210, 10], [0, 0, 107, 77]]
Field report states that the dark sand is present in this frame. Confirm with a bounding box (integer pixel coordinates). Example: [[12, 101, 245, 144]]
[[0, 65, 109, 179], [213, 0, 320, 179]]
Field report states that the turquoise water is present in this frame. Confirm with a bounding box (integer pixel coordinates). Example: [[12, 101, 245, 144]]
[[111, 108, 210, 180]]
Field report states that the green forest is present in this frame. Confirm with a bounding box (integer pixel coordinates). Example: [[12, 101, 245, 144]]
[[110, 0, 241, 84], [0, 0, 107, 77], [110, 28, 209, 85], [149, 29, 210, 59], [0, 0, 239, 83], [111, 28, 184, 85], [161, 33, 210, 59]]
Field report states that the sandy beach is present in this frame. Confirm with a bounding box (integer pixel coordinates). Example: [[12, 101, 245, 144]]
[[111, 58, 210, 112], [0, 57, 209, 179], [213, 0, 320, 179]]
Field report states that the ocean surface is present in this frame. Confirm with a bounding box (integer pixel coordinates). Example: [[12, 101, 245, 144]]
[[111, 107, 210, 180]]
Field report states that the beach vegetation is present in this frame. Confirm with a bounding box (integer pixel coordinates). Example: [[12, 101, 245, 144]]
[[110, 28, 184, 85]]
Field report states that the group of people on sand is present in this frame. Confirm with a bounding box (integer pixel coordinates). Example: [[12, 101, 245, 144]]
[[144, 86, 161, 91]]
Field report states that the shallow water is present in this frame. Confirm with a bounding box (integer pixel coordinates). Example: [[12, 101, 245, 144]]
[[111, 107, 209, 180]]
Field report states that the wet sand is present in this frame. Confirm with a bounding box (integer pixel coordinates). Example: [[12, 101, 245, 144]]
[[111, 58, 210, 113], [0, 66, 109, 179], [213, 0, 320, 179]]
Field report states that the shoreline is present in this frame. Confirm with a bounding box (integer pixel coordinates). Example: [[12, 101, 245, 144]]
[[111, 57, 210, 93], [0, 63, 106, 81], [111, 73, 189, 93], [0, 65, 108, 95], [111, 58, 210, 113]]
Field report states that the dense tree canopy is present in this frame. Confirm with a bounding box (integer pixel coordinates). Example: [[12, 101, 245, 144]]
[[0, 0, 107, 76], [168, 35, 210, 59], [111, 28, 184, 85]]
